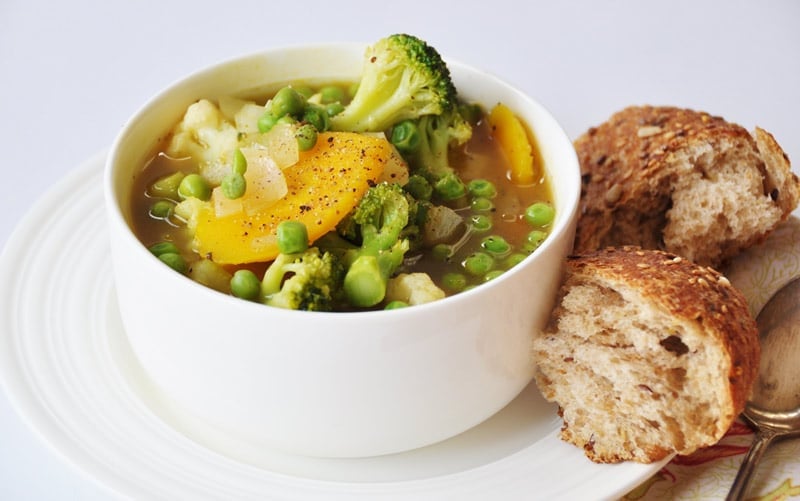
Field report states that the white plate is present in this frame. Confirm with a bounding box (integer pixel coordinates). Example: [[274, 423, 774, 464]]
[[0, 152, 667, 500]]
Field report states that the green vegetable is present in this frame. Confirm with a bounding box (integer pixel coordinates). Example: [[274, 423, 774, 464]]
[[270, 86, 307, 118], [329, 33, 460, 133], [442, 272, 467, 291], [462, 252, 493, 276], [467, 179, 496, 198], [178, 173, 211, 201], [221, 172, 246, 199], [158, 252, 187, 273], [525, 230, 548, 251], [325, 102, 345, 117], [319, 85, 346, 104], [390, 120, 421, 153], [470, 197, 494, 212], [149, 200, 174, 219], [277, 221, 309, 254], [232, 148, 248, 175], [293, 85, 315, 99], [484, 269, 504, 281], [295, 123, 318, 151], [148, 241, 179, 256], [431, 243, 452, 260], [432, 171, 466, 201], [504, 253, 527, 269], [524, 202, 555, 227], [469, 214, 492, 232], [384, 300, 409, 309], [403, 174, 433, 201], [405, 111, 472, 201], [302, 104, 330, 132], [257, 113, 279, 133], [230, 269, 261, 300], [480, 235, 511, 255], [332, 182, 413, 307], [260, 248, 345, 311]]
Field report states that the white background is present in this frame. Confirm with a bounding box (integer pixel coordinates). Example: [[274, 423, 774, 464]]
[[1, 0, 798, 499]]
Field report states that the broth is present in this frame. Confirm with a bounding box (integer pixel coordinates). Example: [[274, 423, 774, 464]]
[[131, 84, 554, 310]]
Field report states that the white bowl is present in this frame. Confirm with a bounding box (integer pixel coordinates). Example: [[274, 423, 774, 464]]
[[104, 43, 580, 458]]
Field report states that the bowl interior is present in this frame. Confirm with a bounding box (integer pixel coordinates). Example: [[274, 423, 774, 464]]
[[105, 43, 579, 310]]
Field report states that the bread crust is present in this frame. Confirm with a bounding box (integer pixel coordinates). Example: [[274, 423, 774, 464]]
[[534, 246, 760, 463], [573, 105, 799, 267]]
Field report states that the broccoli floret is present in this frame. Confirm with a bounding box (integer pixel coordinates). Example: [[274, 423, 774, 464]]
[[400, 109, 473, 201], [333, 182, 414, 307], [329, 34, 458, 133], [260, 248, 344, 311]]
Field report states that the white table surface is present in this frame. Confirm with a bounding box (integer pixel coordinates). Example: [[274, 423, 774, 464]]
[[1, 1, 798, 499]]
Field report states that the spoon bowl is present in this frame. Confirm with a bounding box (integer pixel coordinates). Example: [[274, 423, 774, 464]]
[[726, 277, 800, 500]]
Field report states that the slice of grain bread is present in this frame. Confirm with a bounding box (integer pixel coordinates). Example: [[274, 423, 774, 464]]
[[532, 246, 760, 463], [573, 105, 800, 268]]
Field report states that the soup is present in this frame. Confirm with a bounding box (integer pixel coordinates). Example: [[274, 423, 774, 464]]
[[130, 81, 553, 312]]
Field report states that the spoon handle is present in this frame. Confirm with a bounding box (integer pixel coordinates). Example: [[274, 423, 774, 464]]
[[726, 428, 778, 501]]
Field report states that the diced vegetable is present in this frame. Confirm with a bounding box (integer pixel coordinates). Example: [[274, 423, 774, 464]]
[[488, 103, 537, 186], [211, 147, 288, 218], [193, 132, 391, 264], [166, 99, 239, 184]]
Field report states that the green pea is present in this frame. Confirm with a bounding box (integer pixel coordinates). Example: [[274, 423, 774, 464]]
[[390, 120, 420, 153], [463, 252, 494, 276], [230, 269, 261, 300], [384, 300, 409, 310], [221, 172, 247, 199], [233, 148, 247, 175], [319, 85, 346, 104], [277, 221, 309, 254], [158, 252, 186, 274], [442, 272, 467, 291], [504, 252, 527, 269], [325, 102, 345, 117], [403, 175, 433, 201], [471, 197, 494, 212], [295, 123, 318, 151], [149, 200, 174, 219], [434, 173, 467, 201], [277, 114, 297, 126], [467, 179, 497, 198], [148, 241, 179, 256], [270, 86, 306, 118], [149, 171, 185, 199], [484, 269, 504, 282], [431, 243, 453, 261], [303, 104, 330, 132], [524, 230, 548, 252], [459, 103, 484, 125], [524, 202, 555, 227], [480, 235, 511, 256], [257, 113, 279, 133], [469, 214, 492, 232], [292, 85, 314, 99], [178, 173, 211, 201]]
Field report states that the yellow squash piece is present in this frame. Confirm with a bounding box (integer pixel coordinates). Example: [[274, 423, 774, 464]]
[[488, 103, 538, 185], [194, 132, 390, 264]]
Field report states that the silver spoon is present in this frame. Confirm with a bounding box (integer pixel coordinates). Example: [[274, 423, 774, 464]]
[[726, 277, 800, 501]]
